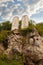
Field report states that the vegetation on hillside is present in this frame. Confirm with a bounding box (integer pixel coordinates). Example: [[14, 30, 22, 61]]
[[0, 21, 11, 48], [0, 54, 24, 65], [35, 23, 43, 36]]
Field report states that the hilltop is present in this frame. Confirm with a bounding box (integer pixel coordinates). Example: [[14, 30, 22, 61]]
[[0, 15, 43, 65]]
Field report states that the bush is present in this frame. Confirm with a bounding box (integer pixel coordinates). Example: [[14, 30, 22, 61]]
[[35, 23, 43, 36], [0, 21, 11, 31], [2, 21, 12, 31], [19, 20, 22, 30], [0, 21, 11, 48], [0, 54, 24, 65], [0, 30, 8, 42], [0, 30, 8, 49]]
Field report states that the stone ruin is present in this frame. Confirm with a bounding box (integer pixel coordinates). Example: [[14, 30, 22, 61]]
[[11, 15, 29, 30]]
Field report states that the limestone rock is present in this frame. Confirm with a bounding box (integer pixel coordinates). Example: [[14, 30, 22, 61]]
[[4, 30, 23, 55], [25, 36, 43, 62], [4, 29, 43, 65]]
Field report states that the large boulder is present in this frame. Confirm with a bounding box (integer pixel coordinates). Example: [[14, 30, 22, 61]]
[[23, 35, 43, 65]]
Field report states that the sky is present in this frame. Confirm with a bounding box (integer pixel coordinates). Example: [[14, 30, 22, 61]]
[[0, 0, 43, 23]]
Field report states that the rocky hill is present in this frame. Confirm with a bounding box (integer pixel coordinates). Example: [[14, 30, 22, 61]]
[[4, 28, 43, 65]]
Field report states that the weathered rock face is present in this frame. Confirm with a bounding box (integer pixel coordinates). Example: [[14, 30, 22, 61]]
[[4, 30, 24, 55], [4, 29, 43, 65], [24, 36, 43, 64]]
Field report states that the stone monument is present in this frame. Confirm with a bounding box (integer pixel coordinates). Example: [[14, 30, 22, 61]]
[[21, 15, 29, 29], [11, 16, 19, 30]]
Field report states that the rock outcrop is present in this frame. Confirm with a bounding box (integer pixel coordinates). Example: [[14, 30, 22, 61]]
[[4, 29, 43, 65]]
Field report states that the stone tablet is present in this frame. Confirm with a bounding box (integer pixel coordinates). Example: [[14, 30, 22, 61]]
[[11, 16, 19, 30], [21, 15, 29, 29]]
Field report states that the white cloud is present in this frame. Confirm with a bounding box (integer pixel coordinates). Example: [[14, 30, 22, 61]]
[[0, 3, 21, 21], [15, 3, 21, 8], [0, 0, 43, 22], [0, 3, 8, 7], [0, 0, 14, 3], [17, 0, 43, 18], [2, 11, 12, 21], [26, 0, 43, 17], [17, 0, 22, 1]]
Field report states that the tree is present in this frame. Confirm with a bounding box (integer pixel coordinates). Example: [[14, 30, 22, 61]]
[[0, 21, 12, 48], [0, 30, 8, 48], [2, 21, 12, 30], [29, 20, 35, 25]]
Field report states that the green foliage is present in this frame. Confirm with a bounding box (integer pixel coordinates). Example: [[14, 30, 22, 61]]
[[0, 21, 11, 31], [0, 24, 2, 31], [29, 20, 35, 25], [0, 30, 8, 48], [0, 21, 11, 48], [35, 23, 43, 36], [19, 20, 22, 30], [20, 20, 35, 35], [0, 54, 24, 65], [0, 30, 8, 42], [28, 20, 35, 31]]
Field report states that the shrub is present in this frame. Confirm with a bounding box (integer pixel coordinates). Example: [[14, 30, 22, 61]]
[[0, 54, 24, 65], [0, 30, 8, 49], [35, 23, 43, 36], [0, 30, 8, 42]]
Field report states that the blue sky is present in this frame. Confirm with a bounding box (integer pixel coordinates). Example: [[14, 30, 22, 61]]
[[0, 0, 43, 23]]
